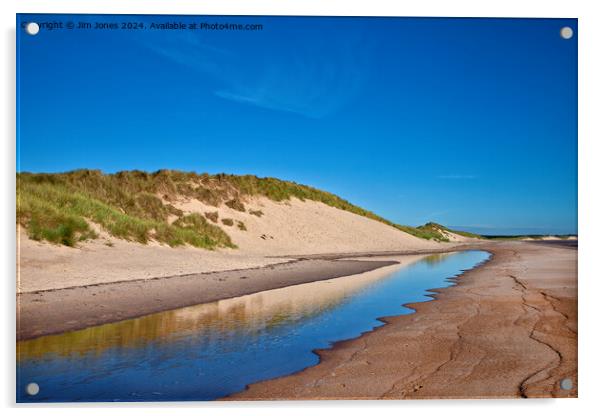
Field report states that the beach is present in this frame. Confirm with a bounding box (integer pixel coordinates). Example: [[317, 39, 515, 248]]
[[16, 194, 577, 398], [225, 241, 577, 399], [16, 233, 578, 399]]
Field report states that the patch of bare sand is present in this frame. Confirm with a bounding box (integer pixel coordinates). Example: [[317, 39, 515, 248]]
[[440, 230, 474, 242], [172, 196, 441, 255], [17, 227, 284, 293]]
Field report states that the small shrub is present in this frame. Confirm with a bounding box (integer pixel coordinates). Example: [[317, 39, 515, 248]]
[[195, 187, 221, 206], [249, 209, 264, 217], [172, 213, 235, 248], [204, 211, 219, 223], [166, 204, 183, 217], [221, 218, 234, 226], [237, 220, 247, 231], [225, 199, 246, 212], [27, 209, 96, 247], [133, 193, 168, 221]]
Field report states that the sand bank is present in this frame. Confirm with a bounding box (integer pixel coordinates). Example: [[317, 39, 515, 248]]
[[18, 256, 418, 340], [227, 241, 577, 399], [17, 197, 446, 293]]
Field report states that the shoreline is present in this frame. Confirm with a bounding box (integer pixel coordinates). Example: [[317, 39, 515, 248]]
[[17, 245, 471, 341], [220, 248, 494, 400], [226, 241, 577, 400], [18, 245, 470, 296]]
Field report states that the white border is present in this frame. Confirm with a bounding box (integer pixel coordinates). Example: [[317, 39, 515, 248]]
[[3, 1, 601, 415]]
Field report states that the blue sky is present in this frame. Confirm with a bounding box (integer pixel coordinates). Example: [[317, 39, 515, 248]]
[[17, 15, 577, 234]]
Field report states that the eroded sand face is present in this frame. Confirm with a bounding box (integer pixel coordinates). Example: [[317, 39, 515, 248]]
[[17, 197, 444, 293], [228, 241, 577, 400]]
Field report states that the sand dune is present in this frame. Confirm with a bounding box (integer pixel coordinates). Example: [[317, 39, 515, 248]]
[[171, 196, 441, 254], [18, 197, 445, 293]]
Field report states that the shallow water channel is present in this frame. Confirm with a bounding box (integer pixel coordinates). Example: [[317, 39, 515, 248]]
[[17, 250, 490, 402]]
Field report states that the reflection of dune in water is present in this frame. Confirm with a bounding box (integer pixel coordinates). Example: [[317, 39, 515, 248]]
[[18, 255, 428, 361], [423, 252, 455, 266]]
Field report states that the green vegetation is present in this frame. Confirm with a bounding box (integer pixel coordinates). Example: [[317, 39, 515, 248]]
[[171, 214, 234, 247], [408, 222, 483, 242], [17, 171, 234, 249], [27, 210, 97, 247], [17, 169, 484, 248]]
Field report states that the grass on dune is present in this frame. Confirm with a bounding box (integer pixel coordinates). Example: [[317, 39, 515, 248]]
[[17, 169, 478, 247], [410, 222, 483, 242], [17, 174, 235, 249]]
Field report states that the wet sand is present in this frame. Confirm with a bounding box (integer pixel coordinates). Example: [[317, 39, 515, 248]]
[[227, 241, 577, 399]]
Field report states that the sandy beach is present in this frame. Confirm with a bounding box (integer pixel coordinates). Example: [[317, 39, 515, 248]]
[[224, 240, 577, 399], [16, 195, 577, 398]]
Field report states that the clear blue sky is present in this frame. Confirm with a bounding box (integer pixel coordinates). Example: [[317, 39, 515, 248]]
[[17, 15, 577, 234]]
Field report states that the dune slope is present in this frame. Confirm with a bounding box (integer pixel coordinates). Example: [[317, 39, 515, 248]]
[[17, 170, 447, 292]]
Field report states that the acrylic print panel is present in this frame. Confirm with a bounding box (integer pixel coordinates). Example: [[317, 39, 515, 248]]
[[16, 14, 577, 402]]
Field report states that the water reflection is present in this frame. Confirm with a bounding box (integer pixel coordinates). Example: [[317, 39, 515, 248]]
[[18, 255, 425, 361], [423, 252, 453, 266], [17, 250, 489, 402]]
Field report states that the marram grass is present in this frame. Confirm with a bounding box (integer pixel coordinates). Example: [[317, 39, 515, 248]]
[[17, 169, 464, 247]]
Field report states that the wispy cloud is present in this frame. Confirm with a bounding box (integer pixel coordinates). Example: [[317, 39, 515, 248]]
[[437, 174, 477, 179], [144, 31, 365, 118]]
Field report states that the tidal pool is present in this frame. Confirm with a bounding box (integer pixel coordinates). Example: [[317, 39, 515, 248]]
[[17, 250, 490, 402]]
